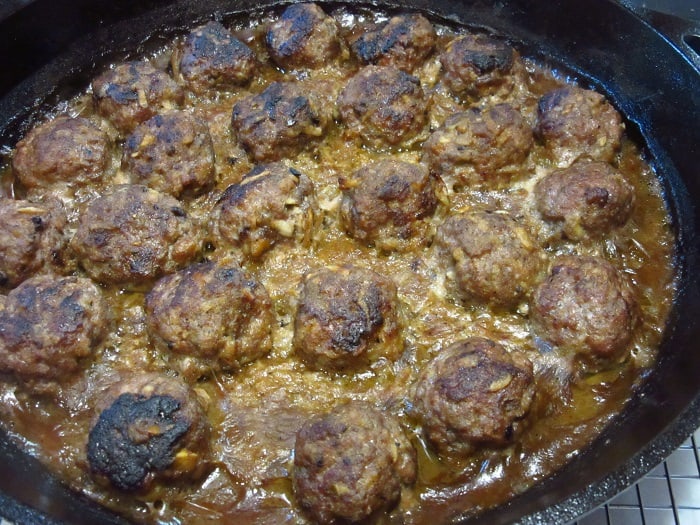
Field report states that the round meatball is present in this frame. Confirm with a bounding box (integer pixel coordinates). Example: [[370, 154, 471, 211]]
[[146, 262, 274, 378], [423, 103, 533, 189], [436, 210, 543, 307], [293, 402, 416, 524], [266, 3, 343, 69], [535, 159, 635, 240], [122, 111, 215, 197], [339, 159, 441, 251], [531, 256, 637, 360], [87, 373, 210, 493], [413, 337, 535, 456], [337, 65, 427, 150], [535, 85, 623, 166], [92, 61, 185, 135], [70, 185, 200, 286], [0, 198, 67, 290], [210, 163, 317, 260], [12, 116, 110, 190], [351, 13, 436, 72], [293, 265, 404, 371], [231, 81, 331, 162], [175, 21, 257, 94], [0, 275, 108, 394]]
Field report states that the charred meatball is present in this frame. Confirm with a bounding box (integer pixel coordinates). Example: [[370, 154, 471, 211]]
[[70, 185, 200, 286], [339, 159, 441, 251], [210, 163, 316, 260], [351, 13, 436, 72], [0, 198, 67, 290], [531, 256, 637, 360], [231, 81, 330, 162], [12, 116, 110, 190], [93, 61, 184, 135], [0, 275, 108, 394], [337, 65, 427, 150], [535, 159, 635, 240], [536, 85, 623, 166], [413, 337, 535, 456], [293, 401, 416, 524], [122, 111, 215, 197], [175, 21, 257, 94], [423, 103, 533, 189], [436, 210, 543, 307], [293, 265, 403, 371], [146, 262, 274, 378], [87, 373, 210, 493], [266, 3, 343, 69]]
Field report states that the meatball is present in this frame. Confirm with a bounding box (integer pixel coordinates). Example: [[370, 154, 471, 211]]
[[231, 81, 331, 162], [351, 13, 436, 72], [210, 163, 317, 260], [266, 3, 343, 69], [87, 373, 210, 493], [146, 262, 274, 378], [535, 159, 635, 240], [0, 198, 67, 290], [423, 103, 533, 189], [531, 256, 637, 360], [535, 85, 623, 166], [436, 211, 543, 307], [92, 61, 185, 135], [12, 116, 111, 190], [413, 337, 535, 456], [339, 159, 441, 251], [0, 275, 108, 394], [175, 21, 257, 94], [122, 111, 215, 198], [293, 265, 403, 371], [70, 185, 200, 286], [337, 65, 427, 150], [293, 402, 416, 524]]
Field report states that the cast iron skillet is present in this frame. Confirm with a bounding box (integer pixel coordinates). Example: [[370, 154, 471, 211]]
[[0, 1, 699, 523]]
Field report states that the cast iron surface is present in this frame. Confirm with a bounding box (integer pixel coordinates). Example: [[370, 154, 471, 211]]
[[0, 1, 698, 523]]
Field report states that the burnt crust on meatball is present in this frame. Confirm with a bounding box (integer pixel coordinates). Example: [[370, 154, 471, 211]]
[[337, 65, 428, 150], [70, 184, 200, 287], [293, 265, 404, 371], [12, 116, 111, 190], [293, 401, 416, 524], [413, 337, 535, 456]]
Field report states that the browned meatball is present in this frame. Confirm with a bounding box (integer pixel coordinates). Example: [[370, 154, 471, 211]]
[[293, 265, 404, 371], [231, 82, 331, 162], [293, 402, 416, 524], [92, 61, 185, 135], [423, 103, 533, 189], [436, 211, 543, 307], [339, 159, 441, 252], [12, 116, 110, 190], [174, 21, 257, 94], [0, 275, 108, 394], [70, 185, 200, 286], [210, 163, 317, 260], [531, 256, 637, 360], [146, 262, 274, 379], [87, 373, 210, 492], [122, 111, 215, 198], [266, 3, 343, 70], [535, 160, 635, 240], [412, 337, 535, 456], [351, 13, 436, 72], [535, 85, 623, 166], [337, 65, 427, 150], [0, 198, 67, 290]]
